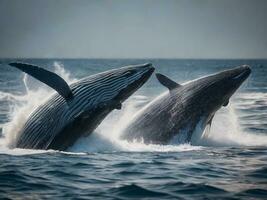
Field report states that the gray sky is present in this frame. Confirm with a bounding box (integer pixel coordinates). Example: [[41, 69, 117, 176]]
[[0, 0, 266, 58]]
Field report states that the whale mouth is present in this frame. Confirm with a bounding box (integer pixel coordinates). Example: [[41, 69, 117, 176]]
[[140, 63, 153, 68], [132, 65, 155, 88], [113, 64, 155, 103]]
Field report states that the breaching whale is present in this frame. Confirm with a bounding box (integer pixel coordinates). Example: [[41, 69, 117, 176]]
[[121, 65, 251, 144], [9, 62, 154, 150]]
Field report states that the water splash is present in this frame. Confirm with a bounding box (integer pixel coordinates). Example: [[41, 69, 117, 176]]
[[193, 98, 267, 147], [53, 61, 77, 84]]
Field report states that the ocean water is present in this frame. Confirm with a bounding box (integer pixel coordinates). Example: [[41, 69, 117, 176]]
[[0, 59, 266, 199]]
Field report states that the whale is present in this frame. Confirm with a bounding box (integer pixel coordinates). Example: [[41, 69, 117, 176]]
[[8, 62, 154, 150], [121, 65, 251, 144]]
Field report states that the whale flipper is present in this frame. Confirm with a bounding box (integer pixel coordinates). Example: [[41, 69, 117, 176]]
[[9, 62, 73, 100], [223, 100, 229, 107], [155, 73, 181, 90]]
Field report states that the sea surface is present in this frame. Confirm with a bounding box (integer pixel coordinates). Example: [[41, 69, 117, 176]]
[[0, 59, 267, 199]]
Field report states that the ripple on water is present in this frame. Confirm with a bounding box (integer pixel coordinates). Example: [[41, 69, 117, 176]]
[[111, 183, 170, 198], [237, 189, 267, 199], [247, 167, 267, 179]]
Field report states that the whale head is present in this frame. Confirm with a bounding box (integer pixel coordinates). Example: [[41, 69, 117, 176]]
[[71, 63, 155, 111], [187, 65, 251, 124]]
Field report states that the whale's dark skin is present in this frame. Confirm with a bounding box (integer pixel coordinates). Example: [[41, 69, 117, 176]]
[[8, 62, 154, 150], [121, 66, 251, 144]]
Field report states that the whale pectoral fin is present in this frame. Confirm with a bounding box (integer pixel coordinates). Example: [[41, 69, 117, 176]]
[[109, 100, 122, 110], [202, 115, 214, 138], [207, 115, 214, 127], [223, 100, 229, 107], [155, 73, 181, 90], [115, 103, 122, 110], [9, 62, 73, 101]]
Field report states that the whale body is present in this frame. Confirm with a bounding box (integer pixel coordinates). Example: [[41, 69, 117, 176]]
[[121, 66, 251, 144], [9, 62, 154, 150]]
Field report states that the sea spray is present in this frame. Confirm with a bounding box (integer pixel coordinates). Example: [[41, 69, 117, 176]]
[[193, 97, 267, 147], [54, 61, 77, 84]]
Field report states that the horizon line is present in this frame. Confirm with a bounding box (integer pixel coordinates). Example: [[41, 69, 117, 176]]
[[1, 57, 267, 60]]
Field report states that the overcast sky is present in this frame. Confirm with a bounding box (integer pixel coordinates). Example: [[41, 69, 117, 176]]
[[0, 0, 266, 58]]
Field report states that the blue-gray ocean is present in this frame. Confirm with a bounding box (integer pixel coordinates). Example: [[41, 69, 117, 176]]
[[0, 59, 266, 199]]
